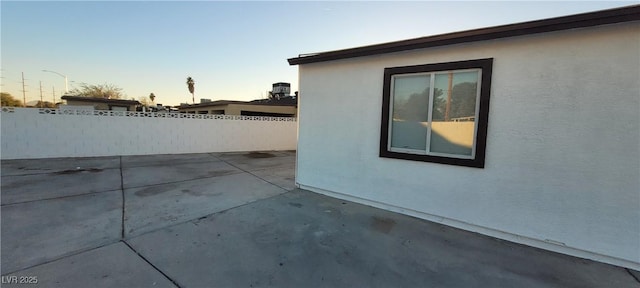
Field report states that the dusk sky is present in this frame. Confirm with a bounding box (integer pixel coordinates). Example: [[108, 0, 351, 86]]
[[1, 1, 634, 106]]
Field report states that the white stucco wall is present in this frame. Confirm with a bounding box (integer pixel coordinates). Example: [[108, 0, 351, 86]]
[[295, 22, 640, 269], [0, 109, 297, 159]]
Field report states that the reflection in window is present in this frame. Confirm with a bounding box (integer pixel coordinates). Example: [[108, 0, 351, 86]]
[[390, 74, 430, 151], [389, 70, 480, 158], [381, 58, 492, 168], [430, 71, 478, 156]]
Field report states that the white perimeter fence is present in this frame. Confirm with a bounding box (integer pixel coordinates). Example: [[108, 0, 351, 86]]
[[0, 107, 297, 160]]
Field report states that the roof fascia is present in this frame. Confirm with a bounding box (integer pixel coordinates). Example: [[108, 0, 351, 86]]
[[288, 5, 640, 65]]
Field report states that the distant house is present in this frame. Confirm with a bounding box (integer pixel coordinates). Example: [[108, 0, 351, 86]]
[[271, 82, 291, 98], [178, 96, 297, 117], [61, 96, 140, 111], [288, 5, 640, 270]]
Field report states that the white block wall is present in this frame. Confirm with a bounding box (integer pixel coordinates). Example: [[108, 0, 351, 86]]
[[296, 22, 640, 269], [1, 109, 297, 159]]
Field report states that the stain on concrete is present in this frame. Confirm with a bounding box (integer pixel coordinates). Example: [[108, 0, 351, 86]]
[[134, 184, 177, 197], [17, 167, 52, 171], [288, 202, 303, 208], [53, 168, 103, 175], [371, 216, 396, 234], [207, 170, 237, 177], [245, 152, 275, 159], [401, 239, 412, 247], [181, 189, 203, 197]]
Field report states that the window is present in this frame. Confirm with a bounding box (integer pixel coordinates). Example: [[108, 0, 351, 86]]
[[110, 106, 128, 112], [380, 58, 493, 168]]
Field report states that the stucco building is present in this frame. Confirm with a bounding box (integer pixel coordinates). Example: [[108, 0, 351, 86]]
[[61, 95, 140, 111], [178, 96, 297, 117], [289, 6, 640, 269]]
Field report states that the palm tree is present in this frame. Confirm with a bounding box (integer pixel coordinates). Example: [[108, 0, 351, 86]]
[[186, 77, 195, 104], [149, 93, 156, 103]]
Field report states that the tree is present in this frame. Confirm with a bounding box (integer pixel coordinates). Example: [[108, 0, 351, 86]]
[[394, 88, 444, 121], [138, 93, 162, 111], [34, 100, 56, 108], [1, 92, 23, 107], [186, 77, 195, 104], [450, 82, 477, 119], [67, 83, 124, 99], [403, 89, 429, 122], [138, 96, 151, 107]]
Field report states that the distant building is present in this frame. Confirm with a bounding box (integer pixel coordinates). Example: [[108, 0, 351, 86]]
[[271, 82, 291, 99], [137, 103, 177, 113], [179, 82, 298, 117], [61, 96, 140, 111], [178, 96, 297, 117]]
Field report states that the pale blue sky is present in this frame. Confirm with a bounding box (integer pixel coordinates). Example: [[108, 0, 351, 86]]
[[1, 1, 634, 106]]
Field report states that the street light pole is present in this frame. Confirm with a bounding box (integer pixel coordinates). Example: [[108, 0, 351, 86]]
[[42, 70, 68, 93]]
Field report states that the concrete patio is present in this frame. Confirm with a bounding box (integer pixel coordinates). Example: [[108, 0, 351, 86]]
[[1, 151, 638, 287]]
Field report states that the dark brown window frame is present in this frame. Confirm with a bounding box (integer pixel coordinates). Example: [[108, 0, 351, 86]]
[[379, 58, 493, 168]]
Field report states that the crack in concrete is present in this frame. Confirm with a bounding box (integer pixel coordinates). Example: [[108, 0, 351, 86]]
[[126, 190, 292, 239], [0, 242, 114, 276], [0, 189, 121, 207], [626, 268, 640, 283], [3, 152, 296, 280], [53, 168, 103, 175], [211, 153, 291, 192], [122, 240, 182, 288], [122, 170, 245, 191], [120, 156, 125, 240], [121, 155, 220, 169]]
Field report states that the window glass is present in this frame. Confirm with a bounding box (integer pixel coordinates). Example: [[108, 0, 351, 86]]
[[390, 74, 430, 151], [380, 58, 492, 168], [430, 71, 478, 156]]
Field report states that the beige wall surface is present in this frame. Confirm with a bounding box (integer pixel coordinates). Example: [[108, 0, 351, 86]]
[[227, 104, 296, 116]]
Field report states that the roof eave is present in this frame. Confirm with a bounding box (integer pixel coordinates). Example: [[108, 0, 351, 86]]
[[288, 5, 640, 65], [61, 96, 140, 105]]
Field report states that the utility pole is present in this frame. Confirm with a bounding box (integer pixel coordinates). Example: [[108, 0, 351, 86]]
[[52, 86, 56, 105], [39, 81, 44, 108], [445, 72, 453, 121], [21, 72, 27, 107]]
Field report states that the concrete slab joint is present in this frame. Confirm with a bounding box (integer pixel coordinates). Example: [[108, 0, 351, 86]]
[[2, 151, 638, 287]]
